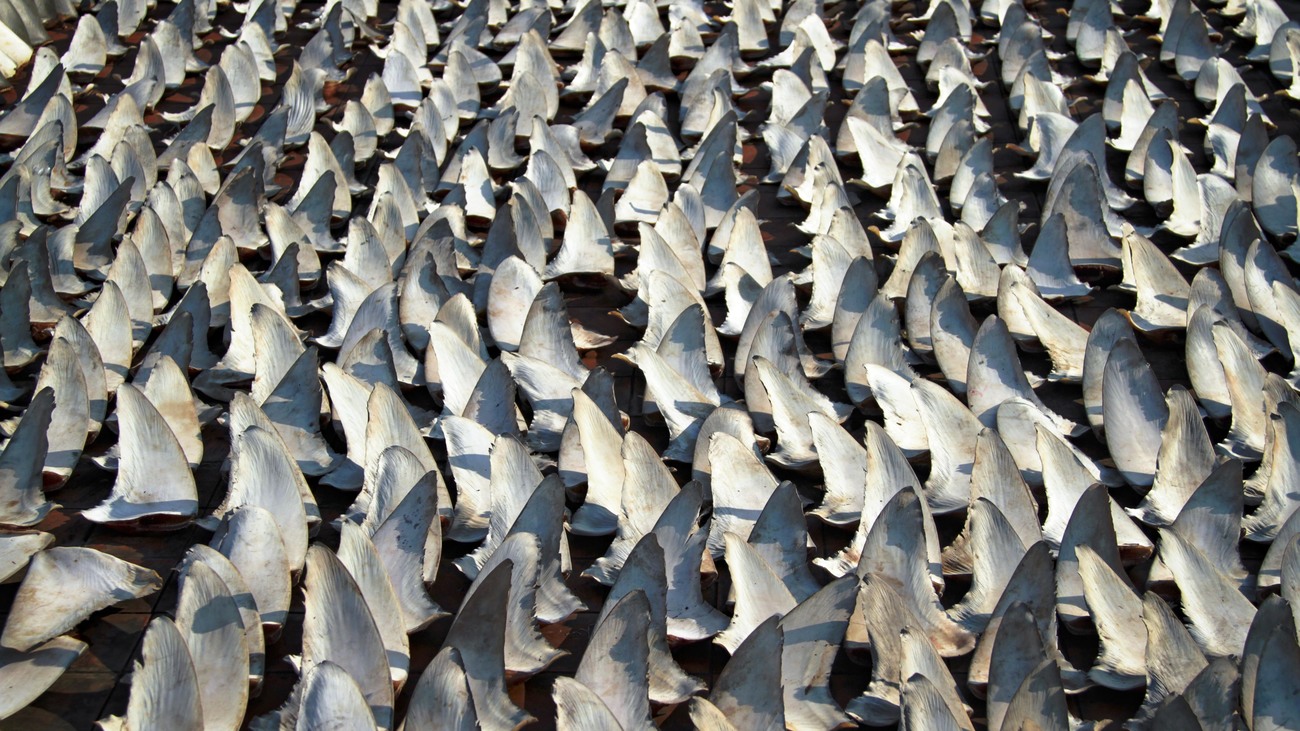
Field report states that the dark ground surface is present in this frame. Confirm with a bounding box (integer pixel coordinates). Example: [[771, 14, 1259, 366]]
[[1, 0, 1299, 728]]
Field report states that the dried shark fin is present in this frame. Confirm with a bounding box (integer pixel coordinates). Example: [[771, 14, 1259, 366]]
[[1130, 385, 1217, 525], [817, 422, 940, 584], [1055, 481, 1128, 629], [946, 498, 1031, 633], [260, 347, 338, 477], [942, 428, 1042, 577], [211, 505, 291, 634], [0, 547, 160, 652], [0, 388, 54, 527], [96, 617, 199, 731], [179, 544, 264, 693], [1005, 280, 1090, 384], [84, 382, 198, 529], [568, 389, 632, 537], [807, 412, 868, 526], [1081, 309, 1139, 436], [585, 433, 680, 583], [1159, 528, 1256, 658], [898, 673, 968, 731], [1125, 224, 1191, 332], [898, 630, 975, 731], [844, 578, 921, 725], [648, 481, 729, 643], [913, 377, 985, 515], [776, 575, 856, 728], [573, 590, 655, 731], [929, 276, 979, 395], [984, 603, 1047, 731], [30, 336, 89, 487], [1131, 590, 1209, 727], [855, 487, 975, 656], [600, 532, 706, 704], [337, 522, 410, 689], [174, 560, 250, 731], [1186, 305, 1233, 420], [1102, 337, 1168, 488], [0, 636, 84, 722], [208, 422, 311, 573], [296, 661, 377, 731], [1077, 544, 1146, 690], [1038, 425, 1153, 559], [752, 355, 851, 470], [461, 533, 565, 677], [967, 542, 1085, 696], [1147, 459, 1248, 593], [553, 676, 628, 730], [498, 473, 582, 624], [453, 436, 545, 574], [967, 316, 1082, 438], [301, 545, 394, 730], [401, 646, 478, 731], [700, 615, 785, 731], [706, 432, 781, 556], [716, 533, 796, 655], [998, 659, 1070, 731], [360, 448, 446, 630], [1214, 319, 1270, 460]]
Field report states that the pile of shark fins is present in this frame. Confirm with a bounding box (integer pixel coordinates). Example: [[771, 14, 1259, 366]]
[[3, 0, 1300, 728]]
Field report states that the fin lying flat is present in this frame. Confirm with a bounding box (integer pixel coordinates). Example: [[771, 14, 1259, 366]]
[[0, 635, 86, 722], [0, 530, 52, 584], [1, 547, 161, 652]]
